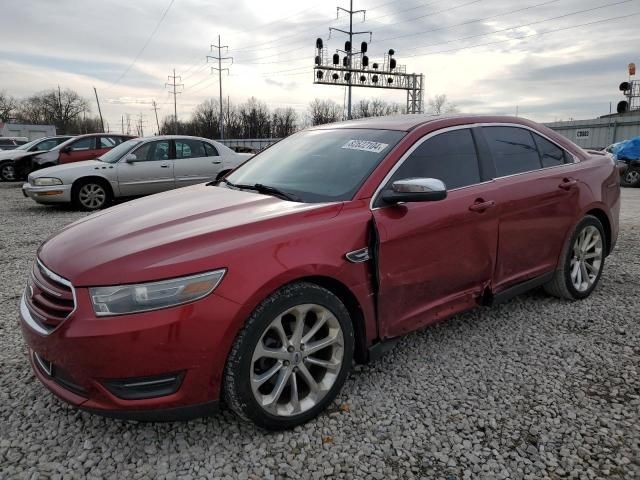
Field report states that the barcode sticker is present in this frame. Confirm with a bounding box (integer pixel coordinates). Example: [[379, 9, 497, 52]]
[[341, 140, 389, 154]]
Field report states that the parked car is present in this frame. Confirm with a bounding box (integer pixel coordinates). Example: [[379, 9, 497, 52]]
[[12, 133, 135, 180], [0, 136, 73, 181], [22, 135, 252, 210], [0, 136, 28, 150], [19, 115, 619, 429]]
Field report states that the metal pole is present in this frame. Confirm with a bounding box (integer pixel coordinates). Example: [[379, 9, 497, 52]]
[[93, 87, 105, 133], [173, 68, 178, 135], [347, 0, 353, 120], [218, 35, 224, 140], [152, 100, 160, 135]]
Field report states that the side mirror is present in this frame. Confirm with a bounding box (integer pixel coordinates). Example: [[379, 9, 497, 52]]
[[61, 146, 72, 154], [382, 178, 447, 204], [124, 153, 137, 163]]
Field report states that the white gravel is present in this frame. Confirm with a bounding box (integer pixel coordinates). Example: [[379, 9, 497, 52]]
[[1, 182, 639, 480]]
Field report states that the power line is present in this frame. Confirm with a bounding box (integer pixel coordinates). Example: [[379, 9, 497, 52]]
[[109, 0, 175, 88]]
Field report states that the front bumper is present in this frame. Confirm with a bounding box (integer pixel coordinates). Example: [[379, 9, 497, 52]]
[[20, 281, 243, 421], [22, 183, 72, 204]]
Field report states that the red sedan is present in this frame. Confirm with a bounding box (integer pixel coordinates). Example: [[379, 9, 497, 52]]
[[19, 115, 620, 429]]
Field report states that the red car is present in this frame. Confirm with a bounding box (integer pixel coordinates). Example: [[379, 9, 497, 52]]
[[20, 115, 620, 429], [13, 133, 135, 179]]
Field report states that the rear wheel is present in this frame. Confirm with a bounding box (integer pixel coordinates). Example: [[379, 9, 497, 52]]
[[72, 179, 112, 211], [223, 282, 354, 430], [622, 168, 640, 187], [544, 215, 605, 300]]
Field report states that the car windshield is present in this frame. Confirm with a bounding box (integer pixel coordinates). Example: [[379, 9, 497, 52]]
[[224, 128, 405, 203], [14, 138, 42, 151], [98, 139, 143, 163]]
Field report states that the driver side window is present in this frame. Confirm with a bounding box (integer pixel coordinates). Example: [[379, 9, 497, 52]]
[[387, 129, 482, 191], [70, 137, 95, 151], [131, 141, 170, 162]]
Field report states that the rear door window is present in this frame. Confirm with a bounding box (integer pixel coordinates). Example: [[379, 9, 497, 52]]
[[387, 128, 482, 191], [531, 132, 566, 168], [483, 127, 541, 177], [175, 139, 206, 159]]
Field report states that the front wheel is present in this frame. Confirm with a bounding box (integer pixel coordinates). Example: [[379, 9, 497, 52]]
[[72, 179, 112, 211], [544, 215, 606, 300], [0, 161, 16, 181], [223, 282, 354, 430]]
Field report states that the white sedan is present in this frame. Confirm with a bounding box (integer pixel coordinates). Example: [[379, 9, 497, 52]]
[[22, 135, 252, 210]]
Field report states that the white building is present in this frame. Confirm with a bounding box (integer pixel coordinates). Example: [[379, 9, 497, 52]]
[[0, 122, 56, 140]]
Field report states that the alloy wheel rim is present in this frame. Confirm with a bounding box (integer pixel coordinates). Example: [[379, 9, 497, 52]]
[[250, 304, 344, 417], [79, 184, 106, 209], [626, 170, 639, 183], [1, 164, 15, 180], [570, 225, 603, 292]]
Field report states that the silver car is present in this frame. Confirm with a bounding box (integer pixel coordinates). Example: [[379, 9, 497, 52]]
[[22, 135, 252, 210]]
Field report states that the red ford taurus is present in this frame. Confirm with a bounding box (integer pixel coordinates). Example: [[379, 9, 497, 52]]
[[19, 115, 620, 429]]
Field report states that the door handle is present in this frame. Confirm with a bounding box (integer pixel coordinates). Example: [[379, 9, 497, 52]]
[[160, 164, 169, 168], [468, 199, 496, 213], [559, 178, 577, 190], [212, 160, 222, 164]]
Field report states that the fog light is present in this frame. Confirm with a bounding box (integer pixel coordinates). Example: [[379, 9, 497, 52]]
[[103, 372, 184, 400]]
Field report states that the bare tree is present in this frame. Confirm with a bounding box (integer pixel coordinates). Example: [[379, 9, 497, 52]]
[[352, 98, 404, 118], [428, 94, 458, 115], [192, 98, 220, 138], [307, 99, 342, 126], [0, 91, 18, 121], [271, 108, 297, 138], [16, 88, 90, 133], [239, 97, 271, 138]]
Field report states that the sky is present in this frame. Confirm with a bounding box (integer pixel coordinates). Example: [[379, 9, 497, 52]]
[[1, 0, 638, 133]]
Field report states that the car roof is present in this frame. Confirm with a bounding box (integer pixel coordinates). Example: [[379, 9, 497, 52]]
[[309, 114, 543, 132], [139, 135, 219, 141]]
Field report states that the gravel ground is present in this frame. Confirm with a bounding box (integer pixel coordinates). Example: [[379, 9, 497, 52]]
[[1, 182, 639, 480]]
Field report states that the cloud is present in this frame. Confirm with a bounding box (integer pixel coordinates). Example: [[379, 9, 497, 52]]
[[1, 0, 638, 126]]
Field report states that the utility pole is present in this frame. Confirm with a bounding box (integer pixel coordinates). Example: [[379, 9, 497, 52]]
[[207, 35, 233, 139], [151, 100, 161, 135], [93, 87, 105, 132], [329, 1, 370, 119], [165, 69, 183, 135], [137, 113, 145, 137]]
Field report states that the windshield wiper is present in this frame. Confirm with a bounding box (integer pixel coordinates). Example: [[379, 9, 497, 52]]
[[219, 179, 301, 202]]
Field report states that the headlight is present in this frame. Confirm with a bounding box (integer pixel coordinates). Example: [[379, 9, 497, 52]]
[[89, 269, 226, 316], [33, 177, 63, 186]]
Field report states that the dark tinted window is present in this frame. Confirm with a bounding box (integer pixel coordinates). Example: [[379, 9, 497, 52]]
[[131, 141, 170, 161], [532, 132, 566, 168], [176, 139, 206, 159], [0, 139, 15, 146], [483, 127, 541, 176], [204, 142, 219, 156], [388, 129, 481, 190]]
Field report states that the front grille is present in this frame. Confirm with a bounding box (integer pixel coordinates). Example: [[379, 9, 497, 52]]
[[25, 261, 75, 333]]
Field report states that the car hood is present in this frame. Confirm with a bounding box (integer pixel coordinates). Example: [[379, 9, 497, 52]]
[[38, 184, 342, 286], [0, 149, 28, 160], [29, 160, 104, 181]]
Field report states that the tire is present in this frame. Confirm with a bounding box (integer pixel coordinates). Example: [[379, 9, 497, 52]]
[[223, 282, 354, 430], [544, 215, 606, 300], [72, 179, 112, 211], [0, 161, 16, 182], [621, 168, 640, 187]]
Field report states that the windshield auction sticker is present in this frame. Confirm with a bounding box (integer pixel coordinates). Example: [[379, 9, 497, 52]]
[[341, 140, 389, 154]]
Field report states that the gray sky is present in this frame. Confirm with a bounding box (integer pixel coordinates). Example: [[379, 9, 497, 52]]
[[1, 0, 638, 130]]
